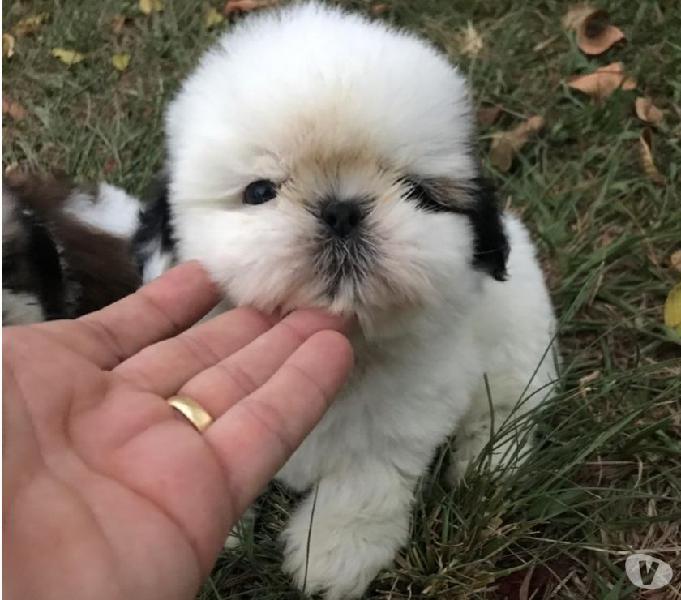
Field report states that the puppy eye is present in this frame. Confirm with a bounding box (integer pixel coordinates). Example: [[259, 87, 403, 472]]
[[243, 180, 277, 205]]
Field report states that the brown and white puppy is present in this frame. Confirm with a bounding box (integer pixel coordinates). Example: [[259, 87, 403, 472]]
[[2, 172, 142, 325]]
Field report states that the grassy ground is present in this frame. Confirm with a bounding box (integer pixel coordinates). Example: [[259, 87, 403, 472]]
[[3, 0, 681, 598]]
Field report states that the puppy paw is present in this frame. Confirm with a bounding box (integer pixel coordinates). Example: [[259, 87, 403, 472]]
[[281, 510, 400, 599], [448, 431, 486, 482], [448, 455, 475, 483], [449, 423, 529, 483]]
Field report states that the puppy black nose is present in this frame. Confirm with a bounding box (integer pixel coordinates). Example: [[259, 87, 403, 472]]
[[321, 200, 364, 237]]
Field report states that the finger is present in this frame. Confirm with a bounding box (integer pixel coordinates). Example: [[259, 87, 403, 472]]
[[173, 310, 348, 418], [113, 307, 276, 396], [39, 262, 220, 369], [204, 330, 353, 514]]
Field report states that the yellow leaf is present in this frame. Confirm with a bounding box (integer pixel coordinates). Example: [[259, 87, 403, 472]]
[[12, 13, 48, 37], [51, 48, 85, 65], [3, 33, 15, 58], [489, 115, 545, 172], [139, 0, 164, 15], [639, 129, 665, 185], [635, 97, 664, 127], [664, 283, 681, 335], [204, 7, 225, 29], [568, 62, 636, 102], [112, 52, 131, 72]]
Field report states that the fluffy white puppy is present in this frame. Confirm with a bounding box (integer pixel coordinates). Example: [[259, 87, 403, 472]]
[[137, 3, 558, 598]]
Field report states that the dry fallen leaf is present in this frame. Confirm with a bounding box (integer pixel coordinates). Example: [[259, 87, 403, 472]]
[[12, 13, 48, 37], [639, 128, 665, 185], [103, 157, 118, 175], [568, 62, 636, 101], [112, 15, 127, 34], [112, 52, 131, 72], [139, 0, 164, 15], [576, 10, 624, 55], [224, 0, 279, 15], [4, 163, 21, 179], [2, 96, 27, 121], [458, 22, 483, 58], [477, 105, 502, 127], [489, 115, 545, 172], [204, 6, 225, 28], [51, 48, 85, 65], [670, 250, 681, 273], [579, 370, 601, 398], [3, 33, 16, 58], [635, 97, 664, 126], [370, 3, 390, 16], [664, 283, 681, 335], [562, 4, 595, 31]]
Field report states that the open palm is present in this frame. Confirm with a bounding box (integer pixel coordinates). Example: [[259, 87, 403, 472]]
[[3, 262, 352, 600]]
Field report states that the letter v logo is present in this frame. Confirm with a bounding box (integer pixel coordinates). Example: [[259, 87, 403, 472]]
[[625, 553, 674, 590]]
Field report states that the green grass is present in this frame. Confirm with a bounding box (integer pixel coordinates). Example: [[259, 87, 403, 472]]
[[4, 0, 681, 598]]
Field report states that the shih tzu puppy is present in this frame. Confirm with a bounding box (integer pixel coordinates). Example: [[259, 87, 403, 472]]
[[136, 3, 558, 598], [2, 173, 141, 325]]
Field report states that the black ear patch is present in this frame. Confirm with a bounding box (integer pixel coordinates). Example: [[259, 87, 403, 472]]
[[406, 176, 509, 281], [465, 177, 509, 281]]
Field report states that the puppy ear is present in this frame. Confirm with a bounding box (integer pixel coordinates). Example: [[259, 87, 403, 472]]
[[466, 177, 509, 281], [414, 176, 509, 281]]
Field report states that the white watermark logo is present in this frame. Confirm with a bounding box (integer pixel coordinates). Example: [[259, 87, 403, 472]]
[[625, 553, 673, 590]]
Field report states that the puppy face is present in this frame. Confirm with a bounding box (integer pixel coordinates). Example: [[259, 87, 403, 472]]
[[165, 4, 507, 331]]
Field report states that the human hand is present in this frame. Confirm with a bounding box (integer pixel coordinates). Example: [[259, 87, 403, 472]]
[[3, 261, 353, 600]]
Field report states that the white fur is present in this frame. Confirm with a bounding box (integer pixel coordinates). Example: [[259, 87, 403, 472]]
[[163, 4, 557, 598], [64, 183, 141, 239], [2, 289, 45, 324], [141, 246, 174, 282]]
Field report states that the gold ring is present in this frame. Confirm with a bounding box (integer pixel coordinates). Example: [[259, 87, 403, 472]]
[[167, 396, 214, 433]]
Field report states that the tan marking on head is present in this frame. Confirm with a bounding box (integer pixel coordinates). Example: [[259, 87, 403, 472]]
[[281, 147, 398, 208]]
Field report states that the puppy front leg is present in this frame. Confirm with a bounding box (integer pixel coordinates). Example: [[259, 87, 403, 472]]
[[449, 404, 524, 482], [449, 373, 541, 482], [282, 463, 414, 600]]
